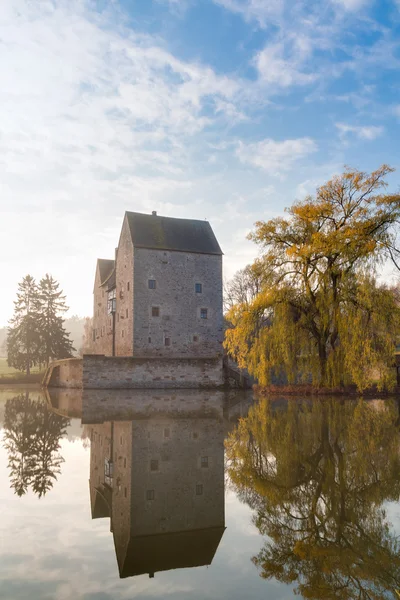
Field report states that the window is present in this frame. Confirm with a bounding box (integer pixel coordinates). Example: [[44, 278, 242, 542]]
[[150, 459, 159, 472], [146, 489, 155, 501], [148, 337, 152, 343], [107, 289, 116, 314], [201, 456, 209, 468], [200, 308, 208, 319], [127, 282, 130, 291], [193, 335, 198, 342], [193, 432, 198, 439], [124, 487, 127, 498], [124, 458, 126, 468], [92, 329, 95, 342], [196, 484, 203, 496], [121, 330, 124, 338], [164, 428, 170, 438], [164, 337, 171, 347], [126, 308, 128, 318], [195, 283, 202, 293], [148, 279, 156, 289], [152, 306, 160, 317]]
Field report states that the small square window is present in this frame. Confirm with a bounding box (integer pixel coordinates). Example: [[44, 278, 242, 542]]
[[195, 283, 202, 293], [150, 459, 159, 472], [193, 335, 198, 342], [200, 308, 208, 319], [148, 279, 156, 289], [164, 428, 170, 438], [201, 456, 208, 468], [152, 306, 160, 317], [146, 489, 155, 501], [196, 484, 203, 496], [164, 337, 171, 346]]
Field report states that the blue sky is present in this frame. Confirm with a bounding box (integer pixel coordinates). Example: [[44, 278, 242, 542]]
[[1, 0, 400, 323]]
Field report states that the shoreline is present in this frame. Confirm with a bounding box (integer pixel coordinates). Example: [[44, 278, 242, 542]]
[[255, 384, 400, 398]]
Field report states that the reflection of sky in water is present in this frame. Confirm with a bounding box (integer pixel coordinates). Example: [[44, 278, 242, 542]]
[[0, 390, 292, 600]]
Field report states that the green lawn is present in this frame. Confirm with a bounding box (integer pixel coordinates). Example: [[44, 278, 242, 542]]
[[0, 357, 42, 382]]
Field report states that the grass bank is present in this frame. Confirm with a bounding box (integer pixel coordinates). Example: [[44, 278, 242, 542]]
[[0, 357, 43, 385]]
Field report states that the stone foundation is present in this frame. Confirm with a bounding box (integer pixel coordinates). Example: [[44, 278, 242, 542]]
[[44, 354, 224, 389]]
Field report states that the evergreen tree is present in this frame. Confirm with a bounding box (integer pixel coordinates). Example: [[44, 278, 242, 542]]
[[3, 394, 37, 496], [7, 275, 41, 375], [31, 402, 69, 498], [3, 394, 69, 498], [37, 274, 75, 366]]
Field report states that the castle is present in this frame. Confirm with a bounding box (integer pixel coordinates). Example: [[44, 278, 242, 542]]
[[92, 211, 224, 359], [43, 211, 225, 389]]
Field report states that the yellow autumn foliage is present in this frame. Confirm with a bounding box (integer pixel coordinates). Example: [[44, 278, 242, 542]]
[[225, 165, 400, 390]]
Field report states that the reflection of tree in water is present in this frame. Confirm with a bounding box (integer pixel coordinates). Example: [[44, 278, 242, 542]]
[[226, 397, 400, 599], [3, 393, 69, 497]]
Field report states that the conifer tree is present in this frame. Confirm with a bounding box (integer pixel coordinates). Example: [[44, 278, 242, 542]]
[[3, 394, 69, 498], [36, 274, 75, 366], [7, 275, 41, 375]]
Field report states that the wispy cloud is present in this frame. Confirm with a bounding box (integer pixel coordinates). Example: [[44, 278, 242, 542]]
[[336, 123, 384, 140], [255, 35, 317, 87], [213, 0, 284, 27], [236, 137, 317, 176]]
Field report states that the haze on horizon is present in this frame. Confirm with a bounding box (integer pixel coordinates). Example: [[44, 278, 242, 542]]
[[1, 0, 400, 327]]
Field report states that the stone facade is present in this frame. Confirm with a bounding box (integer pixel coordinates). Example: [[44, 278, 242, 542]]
[[133, 247, 223, 357], [82, 355, 223, 389], [92, 211, 223, 360], [87, 393, 225, 578]]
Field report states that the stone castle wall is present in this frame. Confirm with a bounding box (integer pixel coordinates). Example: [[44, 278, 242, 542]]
[[115, 218, 134, 356], [133, 248, 223, 357], [92, 265, 114, 356], [46, 358, 83, 388], [82, 355, 223, 389]]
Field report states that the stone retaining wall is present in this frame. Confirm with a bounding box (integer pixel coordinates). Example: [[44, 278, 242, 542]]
[[46, 358, 83, 389], [82, 354, 223, 389]]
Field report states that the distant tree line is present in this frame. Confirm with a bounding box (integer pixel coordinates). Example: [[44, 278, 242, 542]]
[[7, 274, 75, 374]]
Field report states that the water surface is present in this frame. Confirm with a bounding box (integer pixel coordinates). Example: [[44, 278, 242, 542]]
[[1, 388, 400, 599]]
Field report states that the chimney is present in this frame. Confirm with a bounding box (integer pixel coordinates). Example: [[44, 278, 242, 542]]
[[152, 211, 157, 216]]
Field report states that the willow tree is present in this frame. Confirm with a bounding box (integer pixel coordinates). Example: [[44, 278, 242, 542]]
[[225, 165, 400, 390], [225, 396, 400, 599]]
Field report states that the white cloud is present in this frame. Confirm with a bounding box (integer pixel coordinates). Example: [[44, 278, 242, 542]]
[[336, 122, 384, 140], [255, 36, 317, 87], [332, 0, 370, 10], [236, 137, 317, 176], [0, 0, 254, 322], [213, 0, 284, 27]]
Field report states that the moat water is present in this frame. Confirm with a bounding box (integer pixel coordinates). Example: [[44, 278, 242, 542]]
[[1, 387, 400, 599]]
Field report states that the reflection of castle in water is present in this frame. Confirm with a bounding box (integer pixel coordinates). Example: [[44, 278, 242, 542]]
[[84, 390, 226, 579]]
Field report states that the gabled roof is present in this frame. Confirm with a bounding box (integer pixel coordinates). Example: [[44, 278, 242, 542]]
[[125, 212, 223, 255], [116, 526, 225, 578], [97, 259, 115, 286]]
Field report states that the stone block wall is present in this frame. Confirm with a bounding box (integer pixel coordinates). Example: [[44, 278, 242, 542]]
[[132, 248, 223, 358], [93, 267, 114, 356], [82, 355, 223, 389], [46, 358, 83, 388], [115, 218, 134, 356]]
